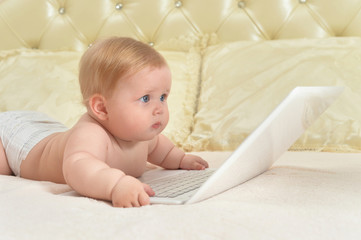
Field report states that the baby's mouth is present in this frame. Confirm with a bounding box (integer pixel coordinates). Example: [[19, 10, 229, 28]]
[[152, 122, 161, 129]]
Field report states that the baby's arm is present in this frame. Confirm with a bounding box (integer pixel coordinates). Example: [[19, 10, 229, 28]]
[[147, 134, 208, 170], [63, 125, 153, 207]]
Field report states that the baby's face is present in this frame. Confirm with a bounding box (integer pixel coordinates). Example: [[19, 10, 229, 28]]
[[105, 65, 172, 142]]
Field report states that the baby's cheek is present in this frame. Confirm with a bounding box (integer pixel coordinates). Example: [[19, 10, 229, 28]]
[[164, 108, 170, 123]]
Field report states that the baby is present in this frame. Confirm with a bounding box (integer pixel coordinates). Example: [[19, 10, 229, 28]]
[[0, 37, 208, 208]]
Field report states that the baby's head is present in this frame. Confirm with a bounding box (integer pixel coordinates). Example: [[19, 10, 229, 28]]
[[79, 37, 168, 107]]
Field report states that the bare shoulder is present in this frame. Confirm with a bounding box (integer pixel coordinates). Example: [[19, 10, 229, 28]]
[[64, 114, 112, 161], [70, 114, 110, 140]]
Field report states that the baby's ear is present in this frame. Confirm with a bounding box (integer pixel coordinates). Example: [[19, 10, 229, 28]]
[[88, 94, 108, 120]]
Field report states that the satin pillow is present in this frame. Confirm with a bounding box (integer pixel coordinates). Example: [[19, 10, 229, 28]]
[[0, 50, 85, 126], [185, 37, 361, 152]]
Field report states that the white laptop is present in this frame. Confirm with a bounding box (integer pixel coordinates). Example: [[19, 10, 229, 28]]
[[139, 86, 343, 205]]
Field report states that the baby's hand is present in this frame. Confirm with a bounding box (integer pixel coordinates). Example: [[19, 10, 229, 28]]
[[111, 175, 155, 208], [179, 154, 209, 170]]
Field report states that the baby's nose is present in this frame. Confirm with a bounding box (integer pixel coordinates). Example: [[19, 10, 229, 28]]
[[153, 102, 164, 115]]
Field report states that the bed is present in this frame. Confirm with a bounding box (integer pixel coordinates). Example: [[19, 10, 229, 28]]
[[1, 0, 361, 239]]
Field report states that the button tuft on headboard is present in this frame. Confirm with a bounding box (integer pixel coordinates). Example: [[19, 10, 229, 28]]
[[175, 1, 182, 8], [238, 1, 246, 8], [58, 7, 65, 15], [115, 3, 123, 10]]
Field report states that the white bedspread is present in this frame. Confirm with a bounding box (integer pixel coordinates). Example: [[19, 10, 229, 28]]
[[1, 151, 361, 240]]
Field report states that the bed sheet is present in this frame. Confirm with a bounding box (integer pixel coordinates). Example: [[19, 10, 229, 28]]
[[1, 151, 361, 240]]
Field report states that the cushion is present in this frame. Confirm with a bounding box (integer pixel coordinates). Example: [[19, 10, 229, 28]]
[[185, 37, 361, 152], [0, 48, 201, 147], [0, 50, 85, 126], [160, 49, 201, 146]]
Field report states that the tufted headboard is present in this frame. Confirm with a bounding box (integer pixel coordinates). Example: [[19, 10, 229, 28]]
[[2, 0, 361, 152], [1, 0, 361, 50]]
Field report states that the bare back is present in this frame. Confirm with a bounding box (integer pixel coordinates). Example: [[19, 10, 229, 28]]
[[20, 131, 70, 183], [20, 113, 150, 184]]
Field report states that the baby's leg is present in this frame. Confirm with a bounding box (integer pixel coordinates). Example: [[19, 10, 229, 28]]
[[0, 139, 12, 175]]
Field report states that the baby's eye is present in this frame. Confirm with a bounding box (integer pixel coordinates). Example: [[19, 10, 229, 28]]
[[160, 94, 167, 102], [140, 95, 150, 103]]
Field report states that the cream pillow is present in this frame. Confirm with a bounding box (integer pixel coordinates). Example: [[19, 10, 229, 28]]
[[160, 49, 201, 146], [0, 48, 201, 147], [186, 37, 361, 152], [0, 50, 85, 126]]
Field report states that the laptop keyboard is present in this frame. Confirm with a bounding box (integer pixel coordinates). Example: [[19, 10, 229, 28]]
[[149, 169, 215, 198]]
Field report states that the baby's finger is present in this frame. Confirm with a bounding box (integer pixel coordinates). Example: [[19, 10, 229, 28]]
[[189, 162, 204, 170], [143, 183, 155, 196], [200, 159, 209, 168], [122, 202, 133, 208], [138, 192, 150, 206], [131, 199, 140, 208], [196, 162, 206, 170], [113, 198, 128, 208]]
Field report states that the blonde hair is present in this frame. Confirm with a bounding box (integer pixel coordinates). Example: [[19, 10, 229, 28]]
[[79, 37, 167, 106]]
